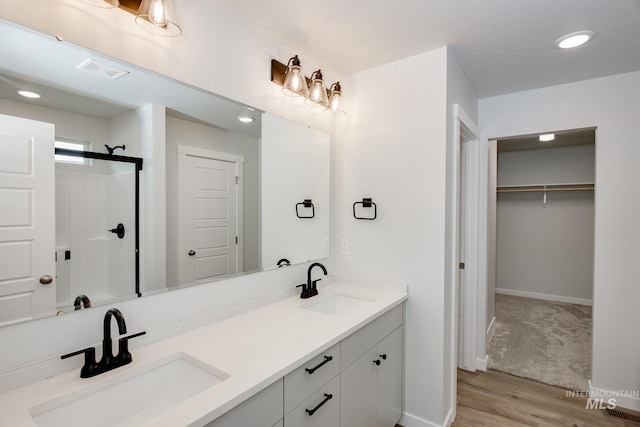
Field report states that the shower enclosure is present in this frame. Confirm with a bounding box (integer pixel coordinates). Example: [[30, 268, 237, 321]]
[[54, 148, 142, 312]]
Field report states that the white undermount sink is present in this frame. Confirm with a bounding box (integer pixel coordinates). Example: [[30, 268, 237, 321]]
[[30, 352, 229, 427], [300, 293, 375, 316]]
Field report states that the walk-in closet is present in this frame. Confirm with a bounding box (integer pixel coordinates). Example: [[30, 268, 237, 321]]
[[487, 128, 595, 391]]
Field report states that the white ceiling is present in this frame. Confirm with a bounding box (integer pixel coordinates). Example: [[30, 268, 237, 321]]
[[213, 0, 640, 98]]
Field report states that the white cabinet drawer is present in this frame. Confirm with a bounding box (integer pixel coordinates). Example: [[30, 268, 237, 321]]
[[341, 304, 403, 369], [284, 375, 340, 427], [205, 379, 283, 427], [284, 342, 340, 414]]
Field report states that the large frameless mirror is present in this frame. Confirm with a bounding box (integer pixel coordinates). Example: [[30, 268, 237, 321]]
[[0, 19, 330, 325]]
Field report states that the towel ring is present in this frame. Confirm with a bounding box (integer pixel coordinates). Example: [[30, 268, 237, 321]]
[[353, 198, 377, 220]]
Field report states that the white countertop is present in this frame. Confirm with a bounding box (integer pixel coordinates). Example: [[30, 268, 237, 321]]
[[0, 282, 407, 427]]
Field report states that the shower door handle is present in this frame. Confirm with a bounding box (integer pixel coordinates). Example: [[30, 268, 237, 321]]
[[39, 275, 53, 285], [188, 250, 196, 256]]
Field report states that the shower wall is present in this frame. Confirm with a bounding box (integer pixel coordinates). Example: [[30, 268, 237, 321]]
[[55, 163, 136, 309]]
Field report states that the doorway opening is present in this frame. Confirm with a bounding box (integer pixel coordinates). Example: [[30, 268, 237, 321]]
[[486, 127, 595, 391]]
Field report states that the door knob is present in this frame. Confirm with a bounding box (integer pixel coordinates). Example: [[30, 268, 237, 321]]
[[188, 250, 196, 256], [39, 275, 53, 285]]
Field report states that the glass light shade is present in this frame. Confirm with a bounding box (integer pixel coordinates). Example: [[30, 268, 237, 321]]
[[325, 82, 345, 114], [305, 70, 329, 107], [282, 56, 309, 97], [79, 0, 119, 8], [135, 0, 182, 37]]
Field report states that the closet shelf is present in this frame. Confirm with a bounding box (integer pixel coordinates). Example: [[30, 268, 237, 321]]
[[497, 182, 594, 193]]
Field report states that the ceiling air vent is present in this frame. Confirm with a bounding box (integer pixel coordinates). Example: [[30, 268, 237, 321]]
[[76, 59, 129, 80]]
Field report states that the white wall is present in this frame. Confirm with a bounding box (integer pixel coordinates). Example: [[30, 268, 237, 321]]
[[479, 70, 640, 410], [496, 145, 595, 304], [165, 116, 261, 285], [335, 46, 478, 427]]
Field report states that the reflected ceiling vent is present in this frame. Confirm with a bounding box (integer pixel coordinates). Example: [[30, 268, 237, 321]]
[[77, 59, 129, 80]]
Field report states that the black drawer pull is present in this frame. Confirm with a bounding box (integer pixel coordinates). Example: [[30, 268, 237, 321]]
[[305, 393, 333, 416], [380, 354, 387, 360], [305, 355, 333, 374]]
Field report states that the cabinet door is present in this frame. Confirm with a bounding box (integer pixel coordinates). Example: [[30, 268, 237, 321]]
[[205, 379, 283, 427], [341, 347, 378, 427], [377, 327, 403, 427]]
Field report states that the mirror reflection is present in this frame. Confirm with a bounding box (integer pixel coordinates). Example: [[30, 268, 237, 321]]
[[0, 20, 330, 326]]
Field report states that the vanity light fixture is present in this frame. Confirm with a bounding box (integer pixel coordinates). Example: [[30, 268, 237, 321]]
[[326, 82, 345, 114], [280, 55, 309, 97], [305, 70, 329, 107], [17, 90, 41, 99], [539, 133, 555, 142], [79, 0, 182, 37], [555, 30, 594, 49], [135, 0, 182, 37], [270, 56, 345, 113]]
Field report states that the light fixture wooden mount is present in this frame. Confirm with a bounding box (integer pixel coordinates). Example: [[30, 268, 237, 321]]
[[117, 0, 142, 15]]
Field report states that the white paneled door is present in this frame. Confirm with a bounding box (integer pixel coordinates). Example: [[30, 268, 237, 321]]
[[0, 114, 55, 325], [183, 155, 238, 284]]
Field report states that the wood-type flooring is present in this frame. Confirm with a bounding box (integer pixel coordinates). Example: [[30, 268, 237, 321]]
[[451, 369, 639, 426]]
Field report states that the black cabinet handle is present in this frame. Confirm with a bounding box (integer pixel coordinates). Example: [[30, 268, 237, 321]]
[[380, 354, 387, 360], [374, 359, 381, 366], [305, 393, 333, 416], [305, 355, 333, 375]]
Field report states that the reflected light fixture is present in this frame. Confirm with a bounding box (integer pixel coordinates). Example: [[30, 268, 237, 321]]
[[237, 115, 255, 123], [18, 90, 41, 99], [135, 0, 182, 37], [305, 69, 329, 107], [539, 133, 555, 142], [281, 55, 309, 97], [555, 30, 594, 49], [79, 0, 182, 37]]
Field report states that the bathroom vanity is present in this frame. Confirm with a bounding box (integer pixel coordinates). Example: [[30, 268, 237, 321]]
[[0, 282, 406, 426]]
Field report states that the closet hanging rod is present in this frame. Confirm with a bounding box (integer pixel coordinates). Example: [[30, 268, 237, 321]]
[[497, 185, 594, 193]]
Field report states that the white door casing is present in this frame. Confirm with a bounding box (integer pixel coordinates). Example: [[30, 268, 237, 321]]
[[0, 114, 55, 325], [178, 146, 243, 285]]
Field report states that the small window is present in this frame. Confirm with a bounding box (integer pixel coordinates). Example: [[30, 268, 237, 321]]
[[55, 139, 91, 164]]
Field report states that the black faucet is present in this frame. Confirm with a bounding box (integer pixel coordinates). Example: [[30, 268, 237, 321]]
[[297, 262, 328, 299], [73, 294, 91, 310], [61, 308, 146, 378]]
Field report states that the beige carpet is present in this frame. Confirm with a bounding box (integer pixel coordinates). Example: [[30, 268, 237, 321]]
[[487, 293, 592, 391]]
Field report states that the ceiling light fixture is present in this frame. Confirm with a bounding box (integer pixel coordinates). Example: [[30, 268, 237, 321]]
[[270, 56, 345, 114], [79, 0, 182, 37], [237, 116, 255, 124], [555, 30, 594, 49], [18, 90, 41, 99], [539, 133, 555, 142]]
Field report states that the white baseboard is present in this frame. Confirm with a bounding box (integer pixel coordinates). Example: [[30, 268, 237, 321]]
[[589, 380, 640, 412], [486, 315, 496, 344], [495, 288, 592, 306], [476, 354, 488, 372], [400, 411, 444, 427]]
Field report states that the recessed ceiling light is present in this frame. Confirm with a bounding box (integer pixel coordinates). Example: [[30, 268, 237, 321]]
[[17, 90, 41, 99], [555, 30, 594, 49], [237, 115, 255, 123], [539, 133, 555, 142]]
